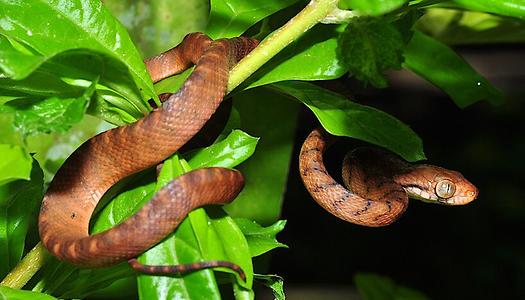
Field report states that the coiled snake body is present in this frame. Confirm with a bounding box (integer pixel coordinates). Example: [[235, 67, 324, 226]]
[[38, 33, 478, 279], [39, 33, 257, 278], [300, 128, 478, 227]]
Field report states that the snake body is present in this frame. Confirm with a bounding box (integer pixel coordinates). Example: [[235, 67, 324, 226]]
[[38, 31, 478, 278], [38, 33, 257, 272], [299, 128, 478, 227]]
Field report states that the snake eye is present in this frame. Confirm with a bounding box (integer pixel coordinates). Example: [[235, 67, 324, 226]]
[[435, 179, 456, 199]]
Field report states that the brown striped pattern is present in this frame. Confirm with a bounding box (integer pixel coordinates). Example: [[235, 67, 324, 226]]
[[38, 33, 257, 275], [128, 258, 246, 281], [299, 128, 478, 227]]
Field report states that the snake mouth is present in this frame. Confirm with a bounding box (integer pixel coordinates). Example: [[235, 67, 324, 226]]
[[436, 197, 451, 205], [440, 193, 477, 206]]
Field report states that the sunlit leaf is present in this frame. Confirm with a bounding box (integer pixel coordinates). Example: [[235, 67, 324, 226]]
[[0, 286, 57, 300], [403, 30, 503, 107], [246, 25, 347, 89], [0, 144, 33, 186], [339, 0, 408, 16], [272, 81, 425, 161], [0, 159, 43, 278], [206, 0, 299, 38], [224, 88, 300, 224], [454, 0, 525, 19]]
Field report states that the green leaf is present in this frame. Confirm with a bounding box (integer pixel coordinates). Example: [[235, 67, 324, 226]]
[[190, 208, 254, 286], [338, 17, 406, 88], [453, 0, 525, 19], [4, 81, 95, 137], [104, 0, 210, 58], [33, 258, 134, 299], [91, 183, 156, 233], [186, 130, 259, 169], [272, 81, 425, 161], [0, 144, 33, 186], [254, 274, 285, 300], [403, 30, 503, 108], [0, 159, 44, 278], [136, 156, 252, 299], [206, 0, 299, 38], [246, 25, 347, 89], [233, 283, 255, 300], [339, 0, 408, 16], [417, 8, 525, 44], [354, 273, 430, 300], [0, 0, 156, 117], [0, 286, 57, 300], [0, 70, 83, 99], [137, 215, 224, 300], [234, 219, 287, 257], [0, 35, 46, 79], [224, 88, 300, 224]]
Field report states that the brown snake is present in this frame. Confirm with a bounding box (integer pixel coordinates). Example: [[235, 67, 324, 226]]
[[38, 32, 478, 282], [38, 33, 257, 279], [299, 128, 478, 227]]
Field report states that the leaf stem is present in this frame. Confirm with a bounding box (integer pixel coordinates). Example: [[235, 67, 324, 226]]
[[0, 242, 51, 289], [227, 0, 339, 92]]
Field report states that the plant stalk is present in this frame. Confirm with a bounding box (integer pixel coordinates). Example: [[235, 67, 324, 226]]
[[227, 0, 339, 92], [1, 242, 51, 289]]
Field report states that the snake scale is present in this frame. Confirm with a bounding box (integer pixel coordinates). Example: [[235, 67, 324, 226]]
[[38, 33, 478, 280]]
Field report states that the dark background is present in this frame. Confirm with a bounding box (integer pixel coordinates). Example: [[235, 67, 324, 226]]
[[269, 45, 525, 300]]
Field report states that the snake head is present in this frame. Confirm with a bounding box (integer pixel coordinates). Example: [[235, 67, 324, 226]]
[[401, 165, 478, 205], [432, 169, 478, 205]]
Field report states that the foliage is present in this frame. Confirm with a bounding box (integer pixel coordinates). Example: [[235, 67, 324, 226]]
[[354, 273, 430, 300], [1, 0, 522, 299]]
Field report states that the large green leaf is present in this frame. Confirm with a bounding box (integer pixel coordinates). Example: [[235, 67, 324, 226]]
[[3, 81, 95, 137], [224, 87, 300, 224], [0, 35, 46, 80], [417, 8, 525, 44], [136, 211, 224, 300], [454, 0, 525, 19], [272, 81, 425, 161], [187, 130, 259, 169], [136, 156, 252, 299], [339, 0, 408, 16], [0, 159, 44, 278], [206, 0, 299, 38], [246, 24, 347, 89], [355, 273, 430, 300], [0, 144, 33, 186], [0, 286, 57, 300], [0, 0, 156, 118], [403, 30, 503, 108]]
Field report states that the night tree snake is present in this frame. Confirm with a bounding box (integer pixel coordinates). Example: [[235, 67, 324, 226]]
[[38, 33, 478, 281]]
